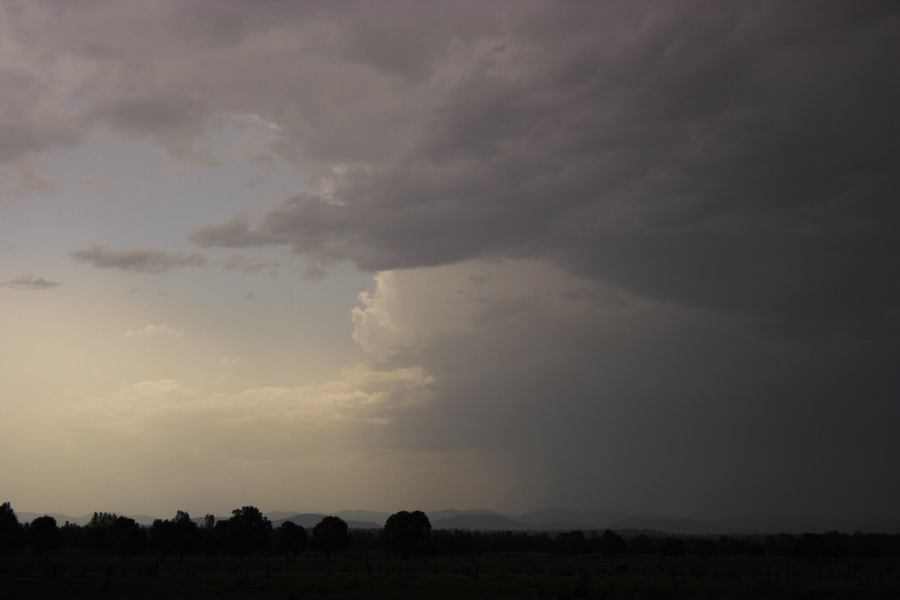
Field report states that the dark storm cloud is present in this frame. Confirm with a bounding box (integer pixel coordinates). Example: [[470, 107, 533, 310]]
[[351, 267, 900, 517], [70, 246, 208, 274], [187, 3, 900, 323], [0, 71, 84, 166], [5, 1, 900, 518], [0, 274, 60, 289]]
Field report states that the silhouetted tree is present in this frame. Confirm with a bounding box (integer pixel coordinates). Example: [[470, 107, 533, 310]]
[[110, 516, 147, 558], [11, 509, 897, 560], [28, 516, 62, 558], [0, 502, 25, 555], [717, 535, 746, 556], [84, 512, 118, 552], [275, 521, 308, 559], [149, 511, 198, 560], [660, 537, 685, 557], [384, 510, 432, 557], [149, 519, 173, 556], [694, 538, 716, 564], [630, 534, 653, 555], [171, 510, 199, 560], [598, 529, 627, 557], [349, 528, 382, 552], [794, 533, 827, 558], [199, 514, 220, 555], [226, 506, 272, 558], [554, 530, 588, 556], [84, 513, 146, 557], [312, 515, 348, 559], [60, 521, 85, 549]]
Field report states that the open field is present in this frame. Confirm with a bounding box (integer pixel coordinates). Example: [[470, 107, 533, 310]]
[[2, 554, 900, 599]]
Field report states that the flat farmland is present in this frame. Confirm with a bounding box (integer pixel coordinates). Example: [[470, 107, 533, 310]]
[[2, 554, 900, 599]]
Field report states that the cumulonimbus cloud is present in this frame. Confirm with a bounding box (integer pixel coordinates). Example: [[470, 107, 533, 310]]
[[177, 3, 899, 323], [1, 2, 894, 321], [3, 1, 899, 518]]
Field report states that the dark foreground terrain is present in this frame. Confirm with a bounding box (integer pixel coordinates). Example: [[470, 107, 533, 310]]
[[2, 554, 900, 599]]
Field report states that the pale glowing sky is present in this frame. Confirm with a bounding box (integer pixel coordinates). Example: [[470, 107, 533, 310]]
[[1, 1, 898, 521]]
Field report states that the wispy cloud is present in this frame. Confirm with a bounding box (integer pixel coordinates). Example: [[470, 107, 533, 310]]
[[71, 246, 208, 274], [218, 357, 241, 368], [0, 274, 61, 290], [220, 253, 279, 278], [68, 364, 434, 439], [125, 324, 183, 338]]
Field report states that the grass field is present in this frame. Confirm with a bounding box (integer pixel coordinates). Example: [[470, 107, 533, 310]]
[[2, 554, 900, 599]]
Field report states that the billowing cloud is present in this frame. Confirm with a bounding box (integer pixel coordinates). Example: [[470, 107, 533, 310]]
[[0, 273, 60, 290], [349, 260, 900, 517], [351, 259, 610, 357], [67, 364, 434, 453], [70, 246, 208, 273], [175, 3, 899, 324], [0, 2, 892, 320]]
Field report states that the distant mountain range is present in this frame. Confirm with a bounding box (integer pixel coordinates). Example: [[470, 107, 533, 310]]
[[272, 513, 381, 530], [15, 509, 900, 535], [430, 513, 525, 531], [425, 510, 900, 534], [423, 510, 900, 535]]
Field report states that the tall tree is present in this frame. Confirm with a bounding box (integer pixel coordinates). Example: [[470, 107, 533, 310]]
[[110, 516, 147, 558], [148, 518, 174, 556], [226, 506, 272, 558], [28, 516, 62, 558], [553, 530, 588, 556], [598, 529, 627, 557], [172, 510, 200, 560], [84, 512, 118, 552], [0, 502, 25, 555], [150, 511, 200, 559], [275, 521, 308, 559], [384, 510, 432, 557], [312, 516, 348, 559]]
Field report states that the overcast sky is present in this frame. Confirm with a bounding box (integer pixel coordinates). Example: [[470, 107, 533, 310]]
[[1, 1, 898, 521]]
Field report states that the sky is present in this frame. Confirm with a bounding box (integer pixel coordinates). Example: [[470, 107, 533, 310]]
[[1, 1, 898, 521]]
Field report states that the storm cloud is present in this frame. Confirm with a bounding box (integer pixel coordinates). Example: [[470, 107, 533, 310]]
[[2, 2, 895, 317], [349, 261, 900, 517], [3, 1, 899, 519], [187, 2, 899, 325]]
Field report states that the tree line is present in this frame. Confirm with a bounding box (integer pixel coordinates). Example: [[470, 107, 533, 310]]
[[3, 502, 900, 560]]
